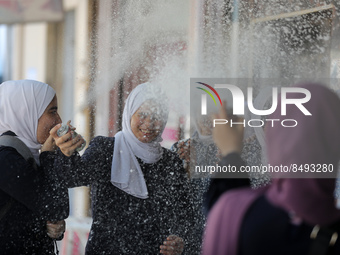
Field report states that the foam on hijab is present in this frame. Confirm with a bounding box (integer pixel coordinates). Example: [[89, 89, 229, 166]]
[[111, 82, 168, 199]]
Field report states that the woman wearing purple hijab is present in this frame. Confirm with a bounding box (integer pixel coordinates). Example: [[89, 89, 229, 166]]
[[202, 83, 340, 255]]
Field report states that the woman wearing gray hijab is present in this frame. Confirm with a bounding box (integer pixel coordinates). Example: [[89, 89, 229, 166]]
[[51, 82, 197, 254]]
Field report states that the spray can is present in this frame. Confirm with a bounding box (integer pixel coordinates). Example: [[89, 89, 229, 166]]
[[57, 124, 86, 152]]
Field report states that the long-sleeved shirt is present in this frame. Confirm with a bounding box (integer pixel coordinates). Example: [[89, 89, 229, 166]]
[[0, 132, 69, 254], [53, 136, 200, 254]]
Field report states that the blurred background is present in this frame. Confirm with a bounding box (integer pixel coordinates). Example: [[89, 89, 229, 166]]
[[1, 0, 340, 254]]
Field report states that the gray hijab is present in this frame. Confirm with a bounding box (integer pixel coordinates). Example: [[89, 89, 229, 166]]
[[111, 82, 168, 198]]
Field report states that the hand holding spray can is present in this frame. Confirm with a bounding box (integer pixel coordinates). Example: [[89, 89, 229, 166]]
[[57, 124, 86, 152]]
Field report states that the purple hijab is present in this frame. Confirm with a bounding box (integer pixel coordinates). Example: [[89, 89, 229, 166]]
[[266, 83, 340, 226], [202, 83, 340, 255]]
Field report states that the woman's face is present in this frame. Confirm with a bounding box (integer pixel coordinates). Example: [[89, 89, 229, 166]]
[[130, 102, 164, 143], [37, 95, 62, 144]]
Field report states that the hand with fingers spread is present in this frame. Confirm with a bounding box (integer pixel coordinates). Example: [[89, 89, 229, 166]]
[[46, 220, 65, 239], [50, 120, 85, 157], [160, 235, 184, 255], [212, 101, 244, 157]]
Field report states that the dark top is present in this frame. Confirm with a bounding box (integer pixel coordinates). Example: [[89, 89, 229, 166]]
[[0, 132, 69, 255], [239, 195, 311, 255], [53, 136, 199, 255], [171, 135, 218, 251], [203, 152, 250, 215], [240, 194, 340, 255], [241, 134, 271, 188]]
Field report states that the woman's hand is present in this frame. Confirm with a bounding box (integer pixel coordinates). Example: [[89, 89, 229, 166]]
[[41, 134, 57, 152], [176, 140, 190, 163], [50, 121, 84, 157], [213, 101, 244, 157], [175, 140, 192, 176], [46, 220, 65, 239], [160, 235, 184, 255]]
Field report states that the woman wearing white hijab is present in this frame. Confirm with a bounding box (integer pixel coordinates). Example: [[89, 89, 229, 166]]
[[51, 82, 197, 254], [0, 80, 69, 254]]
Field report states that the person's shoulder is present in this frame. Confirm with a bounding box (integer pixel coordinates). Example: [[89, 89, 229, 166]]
[[0, 145, 22, 156], [84, 136, 115, 157], [89, 136, 115, 147], [0, 146, 26, 164], [162, 147, 181, 161], [161, 147, 186, 173], [215, 187, 263, 215]]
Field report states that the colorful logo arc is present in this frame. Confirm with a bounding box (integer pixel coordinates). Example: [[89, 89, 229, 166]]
[[196, 82, 223, 106]]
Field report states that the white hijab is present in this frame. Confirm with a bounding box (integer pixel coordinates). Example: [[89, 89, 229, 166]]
[[111, 82, 168, 199], [0, 80, 56, 164]]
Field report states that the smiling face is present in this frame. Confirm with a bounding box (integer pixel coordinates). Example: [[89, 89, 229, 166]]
[[130, 102, 164, 143], [36, 95, 62, 144]]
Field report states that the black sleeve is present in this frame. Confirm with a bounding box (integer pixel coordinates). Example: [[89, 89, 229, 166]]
[[166, 153, 201, 254], [52, 136, 113, 188], [203, 152, 250, 216], [0, 147, 69, 221]]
